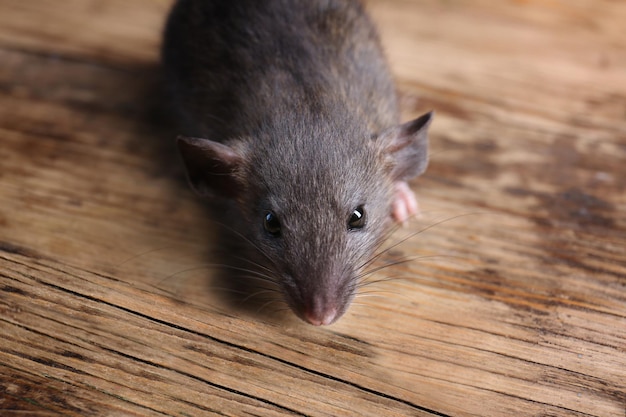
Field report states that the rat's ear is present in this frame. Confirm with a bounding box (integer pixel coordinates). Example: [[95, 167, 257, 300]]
[[379, 111, 433, 181], [177, 136, 244, 198]]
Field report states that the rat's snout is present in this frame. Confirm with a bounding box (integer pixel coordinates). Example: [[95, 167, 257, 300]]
[[302, 297, 341, 326], [284, 262, 354, 325], [304, 307, 338, 326]]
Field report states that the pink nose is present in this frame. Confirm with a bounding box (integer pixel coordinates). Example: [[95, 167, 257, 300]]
[[304, 307, 338, 326]]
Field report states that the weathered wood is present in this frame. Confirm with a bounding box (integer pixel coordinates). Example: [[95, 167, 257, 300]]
[[0, 0, 625, 416]]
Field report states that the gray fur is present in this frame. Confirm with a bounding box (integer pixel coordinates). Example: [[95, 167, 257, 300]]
[[163, 0, 432, 325]]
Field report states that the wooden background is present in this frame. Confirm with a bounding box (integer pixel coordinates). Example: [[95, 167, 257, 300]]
[[1, 0, 625, 416]]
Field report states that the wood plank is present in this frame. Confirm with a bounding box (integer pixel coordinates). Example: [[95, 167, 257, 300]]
[[0, 0, 625, 416]]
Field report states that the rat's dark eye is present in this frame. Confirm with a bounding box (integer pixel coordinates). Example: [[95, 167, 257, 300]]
[[348, 205, 366, 230], [263, 211, 281, 236]]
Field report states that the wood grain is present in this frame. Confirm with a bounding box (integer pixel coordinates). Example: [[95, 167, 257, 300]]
[[0, 0, 625, 416]]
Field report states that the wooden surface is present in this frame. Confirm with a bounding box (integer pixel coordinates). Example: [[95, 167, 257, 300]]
[[1, 0, 625, 416]]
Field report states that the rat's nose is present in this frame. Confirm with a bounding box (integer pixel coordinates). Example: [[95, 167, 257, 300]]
[[304, 306, 338, 326]]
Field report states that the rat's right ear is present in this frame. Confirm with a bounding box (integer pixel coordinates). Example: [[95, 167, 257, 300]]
[[378, 111, 433, 181], [177, 136, 244, 198]]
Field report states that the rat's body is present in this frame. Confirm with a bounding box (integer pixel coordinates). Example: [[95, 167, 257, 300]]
[[162, 0, 432, 325]]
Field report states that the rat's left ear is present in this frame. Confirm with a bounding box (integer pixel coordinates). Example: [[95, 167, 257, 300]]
[[176, 136, 244, 199], [378, 111, 433, 181]]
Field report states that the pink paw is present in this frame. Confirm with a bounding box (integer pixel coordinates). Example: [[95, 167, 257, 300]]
[[392, 181, 420, 224]]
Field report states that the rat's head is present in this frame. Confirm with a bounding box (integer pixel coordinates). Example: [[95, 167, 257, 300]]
[[177, 111, 432, 325]]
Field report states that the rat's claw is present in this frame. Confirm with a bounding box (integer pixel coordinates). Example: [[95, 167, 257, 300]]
[[392, 181, 420, 224]]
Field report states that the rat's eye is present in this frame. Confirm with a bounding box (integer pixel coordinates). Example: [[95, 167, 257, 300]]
[[263, 211, 281, 236], [348, 205, 366, 230]]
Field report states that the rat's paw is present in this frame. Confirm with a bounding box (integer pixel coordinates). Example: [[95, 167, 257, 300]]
[[392, 181, 420, 224]]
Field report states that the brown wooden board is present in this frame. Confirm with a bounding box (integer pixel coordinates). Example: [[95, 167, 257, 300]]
[[0, 0, 624, 416]]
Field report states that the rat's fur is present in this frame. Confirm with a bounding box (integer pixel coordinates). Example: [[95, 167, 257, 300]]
[[162, 0, 432, 325]]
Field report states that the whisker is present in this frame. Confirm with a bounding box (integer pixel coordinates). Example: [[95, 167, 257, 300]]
[[355, 289, 403, 298], [150, 276, 259, 297], [358, 254, 444, 281], [357, 208, 462, 271], [266, 304, 291, 317], [229, 254, 275, 275], [360, 221, 404, 266], [116, 245, 178, 267], [359, 273, 443, 292], [147, 283, 182, 298], [234, 273, 279, 285], [174, 263, 275, 280], [358, 253, 464, 283], [240, 288, 281, 304], [210, 220, 278, 269], [348, 301, 376, 309], [359, 212, 481, 272], [256, 298, 285, 315], [358, 256, 418, 279], [357, 275, 409, 288]]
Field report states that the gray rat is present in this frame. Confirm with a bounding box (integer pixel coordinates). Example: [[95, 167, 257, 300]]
[[162, 0, 433, 325]]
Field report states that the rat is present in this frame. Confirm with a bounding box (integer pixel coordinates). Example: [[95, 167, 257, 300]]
[[162, 0, 433, 326]]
